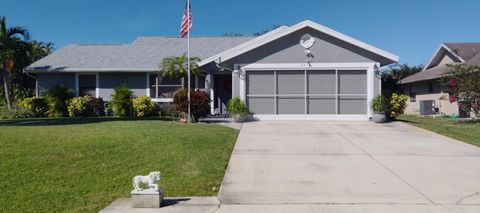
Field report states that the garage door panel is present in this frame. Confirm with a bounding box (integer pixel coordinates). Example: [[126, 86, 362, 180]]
[[308, 70, 336, 94], [277, 71, 305, 94], [308, 97, 336, 114], [247, 71, 274, 95], [339, 96, 367, 114], [277, 97, 305, 114], [248, 97, 274, 114], [338, 70, 367, 94]]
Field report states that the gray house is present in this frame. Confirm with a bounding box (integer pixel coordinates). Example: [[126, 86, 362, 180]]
[[25, 20, 399, 121]]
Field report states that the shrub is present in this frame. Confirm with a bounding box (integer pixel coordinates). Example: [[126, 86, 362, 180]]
[[173, 89, 188, 114], [371, 95, 388, 113], [388, 93, 408, 119], [133, 96, 157, 117], [68, 96, 90, 117], [159, 104, 178, 118], [46, 85, 74, 117], [227, 97, 248, 116], [173, 89, 210, 121], [20, 97, 48, 117], [87, 97, 106, 116], [0, 106, 30, 120], [67, 96, 106, 117], [191, 90, 210, 120], [111, 86, 134, 116]]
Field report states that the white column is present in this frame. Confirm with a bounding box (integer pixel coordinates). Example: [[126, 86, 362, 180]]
[[239, 67, 246, 101], [367, 63, 375, 118], [206, 73, 215, 115]]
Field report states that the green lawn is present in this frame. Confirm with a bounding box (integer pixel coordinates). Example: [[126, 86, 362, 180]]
[[398, 115, 480, 147], [0, 118, 239, 212]]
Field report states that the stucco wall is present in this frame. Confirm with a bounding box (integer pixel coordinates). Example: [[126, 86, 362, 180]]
[[404, 81, 458, 116], [99, 73, 147, 101], [37, 73, 75, 96]]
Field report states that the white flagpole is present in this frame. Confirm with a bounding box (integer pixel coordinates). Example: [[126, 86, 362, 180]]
[[187, 0, 191, 123]]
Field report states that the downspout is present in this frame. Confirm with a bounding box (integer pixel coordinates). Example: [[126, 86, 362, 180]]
[[23, 69, 39, 97]]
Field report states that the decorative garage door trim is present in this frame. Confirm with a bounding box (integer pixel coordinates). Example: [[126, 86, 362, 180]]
[[241, 63, 376, 121]]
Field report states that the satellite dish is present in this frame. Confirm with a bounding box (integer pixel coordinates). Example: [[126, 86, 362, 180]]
[[300, 33, 315, 49]]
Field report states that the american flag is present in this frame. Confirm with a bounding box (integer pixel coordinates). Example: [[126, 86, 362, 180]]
[[180, 1, 192, 38]]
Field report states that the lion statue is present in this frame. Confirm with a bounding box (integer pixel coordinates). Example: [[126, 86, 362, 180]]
[[132, 171, 161, 191]]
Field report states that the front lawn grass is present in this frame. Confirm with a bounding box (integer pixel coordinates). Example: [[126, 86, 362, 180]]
[[0, 118, 239, 212], [398, 115, 480, 147]]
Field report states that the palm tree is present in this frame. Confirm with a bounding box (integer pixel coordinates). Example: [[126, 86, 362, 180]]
[[160, 54, 201, 83], [29, 41, 54, 62], [0, 16, 30, 110]]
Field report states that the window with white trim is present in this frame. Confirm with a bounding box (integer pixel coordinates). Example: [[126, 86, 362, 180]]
[[149, 74, 183, 99]]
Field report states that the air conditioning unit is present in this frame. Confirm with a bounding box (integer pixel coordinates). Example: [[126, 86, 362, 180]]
[[419, 100, 435, 115]]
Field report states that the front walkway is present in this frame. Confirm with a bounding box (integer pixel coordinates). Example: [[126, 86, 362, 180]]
[[218, 121, 480, 212]]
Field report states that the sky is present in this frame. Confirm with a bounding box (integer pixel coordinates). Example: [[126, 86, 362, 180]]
[[1, 0, 479, 66]]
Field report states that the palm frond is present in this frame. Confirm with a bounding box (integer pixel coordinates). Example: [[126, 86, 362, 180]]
[[7, 26, 30, 40]]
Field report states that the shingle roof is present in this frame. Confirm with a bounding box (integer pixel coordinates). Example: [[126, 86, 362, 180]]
[[26, 36, 255, 72], [444, 43, 480, 61], [400, 42, 480, 84], [400, 65, 453, 84]]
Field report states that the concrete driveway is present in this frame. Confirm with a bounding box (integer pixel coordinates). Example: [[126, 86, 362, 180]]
[[218, 121, 480, 212]]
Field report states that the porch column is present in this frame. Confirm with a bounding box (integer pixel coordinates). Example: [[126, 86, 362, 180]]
[[232, 64, 241, 98], [206, 72, 215, 115], [239, 66, 246, 101]]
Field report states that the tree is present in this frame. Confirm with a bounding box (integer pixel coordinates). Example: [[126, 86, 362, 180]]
[[160, 54, 200, 83], [442, 65, 480, 118], [29, 41, 54, 62], [382, 64, 423, 96], [0, 16, 30, 109]]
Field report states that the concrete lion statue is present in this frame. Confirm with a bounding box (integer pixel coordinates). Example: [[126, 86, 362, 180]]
[[132, 171, 161, 191]]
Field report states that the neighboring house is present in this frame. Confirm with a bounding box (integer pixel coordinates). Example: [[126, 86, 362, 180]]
[[25, 20, 399, 121], [400, 43, 480, 117]]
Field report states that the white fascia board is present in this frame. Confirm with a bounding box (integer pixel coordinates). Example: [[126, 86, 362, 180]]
[[423, 45, 445, 71], [199, 20, 399, 66], [423, 44, 465, 71], [242, 62, 376, 70], [441, 44, 466, 62], [26, 68, 162, 73], [198, 26, 290, 66]]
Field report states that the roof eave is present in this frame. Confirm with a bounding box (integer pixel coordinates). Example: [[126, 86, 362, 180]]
[[25, 68, 162, 73]]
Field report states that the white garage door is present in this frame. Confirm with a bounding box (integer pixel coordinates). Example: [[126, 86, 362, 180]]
[[246, 69, 367, 119]]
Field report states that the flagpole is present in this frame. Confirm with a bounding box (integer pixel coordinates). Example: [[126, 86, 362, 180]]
[[187, 0, 191, 123]]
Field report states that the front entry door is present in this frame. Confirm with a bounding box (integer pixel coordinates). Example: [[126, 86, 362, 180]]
[[214, 74, 232, 115]]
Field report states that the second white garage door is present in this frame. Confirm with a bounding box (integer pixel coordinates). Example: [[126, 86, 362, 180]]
[[246, 69, 367, 119]]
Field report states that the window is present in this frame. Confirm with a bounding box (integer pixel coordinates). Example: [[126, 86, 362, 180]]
[[78, 75, 96, 97], [149, 74, 183, 99], [428, 82, 434, 93], [409, 87, 416, 102]]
